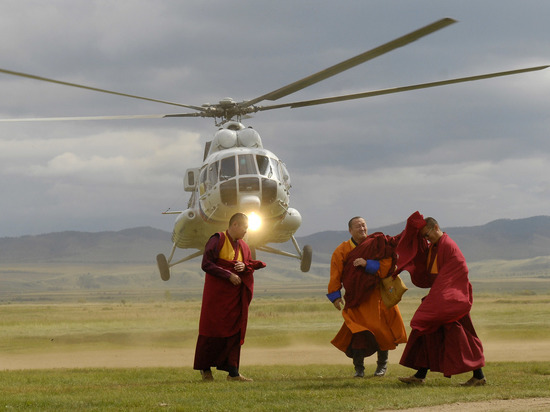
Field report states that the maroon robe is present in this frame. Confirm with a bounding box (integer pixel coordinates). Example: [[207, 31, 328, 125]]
[[341, 232, 400, 309], [193, 232, 265, 372], [397, 213, 485, 377]]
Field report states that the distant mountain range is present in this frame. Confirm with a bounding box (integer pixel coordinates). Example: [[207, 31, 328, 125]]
[[2, 216, 550, 297], [2, 215, 550, 265]]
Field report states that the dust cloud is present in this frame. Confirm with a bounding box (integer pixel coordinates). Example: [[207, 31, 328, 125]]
[[1, 340, 549, 370]]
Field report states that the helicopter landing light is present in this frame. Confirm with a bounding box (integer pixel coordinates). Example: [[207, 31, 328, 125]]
[[248, 212, 262, 231]]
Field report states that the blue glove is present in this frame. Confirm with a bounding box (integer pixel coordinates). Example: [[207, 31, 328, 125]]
[[364, 259, 380, 274], [326, 290, 342, 302]]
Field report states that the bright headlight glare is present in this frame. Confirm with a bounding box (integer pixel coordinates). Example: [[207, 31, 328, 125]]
[[248, 212, 262, 231]]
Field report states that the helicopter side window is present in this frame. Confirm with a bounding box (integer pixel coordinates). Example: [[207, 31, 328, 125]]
[[269, 158, 281, 181], [279, 162, 290, 187], [238, 154, 257, 175], [256, 155, 272, 177], [220, 156, 236, 181], [208, 161, 218, 187]]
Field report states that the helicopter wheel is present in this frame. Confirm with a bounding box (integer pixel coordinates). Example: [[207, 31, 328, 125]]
[[156, 253, 171, 281], [300, 245, 312, 272]]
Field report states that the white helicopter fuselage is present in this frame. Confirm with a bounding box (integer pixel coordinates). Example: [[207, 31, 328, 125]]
[[170, 122, 302, 251]]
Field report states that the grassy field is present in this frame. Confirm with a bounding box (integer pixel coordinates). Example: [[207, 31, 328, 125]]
[[1, 285, 550, 410], [1, 363, 549, 411]]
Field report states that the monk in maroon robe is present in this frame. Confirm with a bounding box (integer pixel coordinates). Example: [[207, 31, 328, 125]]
[[193, 213, 266, 382], [396, 212, 486, 386]]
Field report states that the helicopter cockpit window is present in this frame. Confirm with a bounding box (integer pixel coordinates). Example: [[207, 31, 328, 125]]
[[238, 154, 257, 175], [256, 155, 271, 177], [256, 155, 281, 180], [208, 161, 218, 187], [199, 167, 207, 195], [220, 156, 236, 181]]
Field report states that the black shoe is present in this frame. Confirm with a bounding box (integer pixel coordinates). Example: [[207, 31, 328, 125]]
[[374, 363, 387, 377], [374, 350, 388, 377]]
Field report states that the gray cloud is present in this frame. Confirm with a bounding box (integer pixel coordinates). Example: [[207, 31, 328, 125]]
[[1, 0, 549, 238]]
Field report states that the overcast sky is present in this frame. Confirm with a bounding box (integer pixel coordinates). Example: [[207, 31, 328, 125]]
[[1, 0, 549, 240]]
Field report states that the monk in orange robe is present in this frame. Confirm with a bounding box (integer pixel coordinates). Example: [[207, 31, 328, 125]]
[[327, 216, 407, 378]]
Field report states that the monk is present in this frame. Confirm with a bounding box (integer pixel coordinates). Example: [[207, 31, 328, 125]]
[[396, 212, 486, 386], [327, 216, 407, 378], [193, 212, 266, 382]]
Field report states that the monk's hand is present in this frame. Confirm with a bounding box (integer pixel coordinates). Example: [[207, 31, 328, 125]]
[[229, 273, 242, 286], [332, 298, 343, 310], [353, 258, 366, 268], [234, 261, 245, 272]]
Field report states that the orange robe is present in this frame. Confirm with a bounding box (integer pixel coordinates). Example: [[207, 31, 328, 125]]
[[328, 239, 407, 355]]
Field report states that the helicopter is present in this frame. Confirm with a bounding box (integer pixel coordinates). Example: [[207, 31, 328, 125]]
[[158, 118, 311, 280], [0, 17, 547, 280]]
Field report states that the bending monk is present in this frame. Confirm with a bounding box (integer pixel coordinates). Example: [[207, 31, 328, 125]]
[[396, 212, 486, 386]]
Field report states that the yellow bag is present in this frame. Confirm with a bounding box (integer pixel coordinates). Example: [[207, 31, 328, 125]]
[[379, 274, 408, 308]]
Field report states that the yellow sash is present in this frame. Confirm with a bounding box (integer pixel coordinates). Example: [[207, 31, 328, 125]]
[[219, 231, 243, 261]]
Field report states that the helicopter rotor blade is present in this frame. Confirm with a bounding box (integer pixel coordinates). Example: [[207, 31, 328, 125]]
[[0, 113, 202, 122], [0, 68, 206, 111], [253, 65, 549, 111], [239, 17, 457, 108]]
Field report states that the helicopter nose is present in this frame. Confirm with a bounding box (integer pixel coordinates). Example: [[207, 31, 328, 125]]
[[240, 195, 261, 210]]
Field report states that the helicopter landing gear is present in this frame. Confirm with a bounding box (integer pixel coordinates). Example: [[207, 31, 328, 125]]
[[255, 238, 313, 273], [156, 253, 171, 281], [300, 245, 312, 272], [156, 246, 204, 281]]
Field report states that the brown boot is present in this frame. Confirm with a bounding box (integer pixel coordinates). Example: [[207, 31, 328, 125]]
[[398, 375, 425, 385], [200, 370, 214, 381], [227, 374, 253, 382], [460, 377, 487, 386]]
